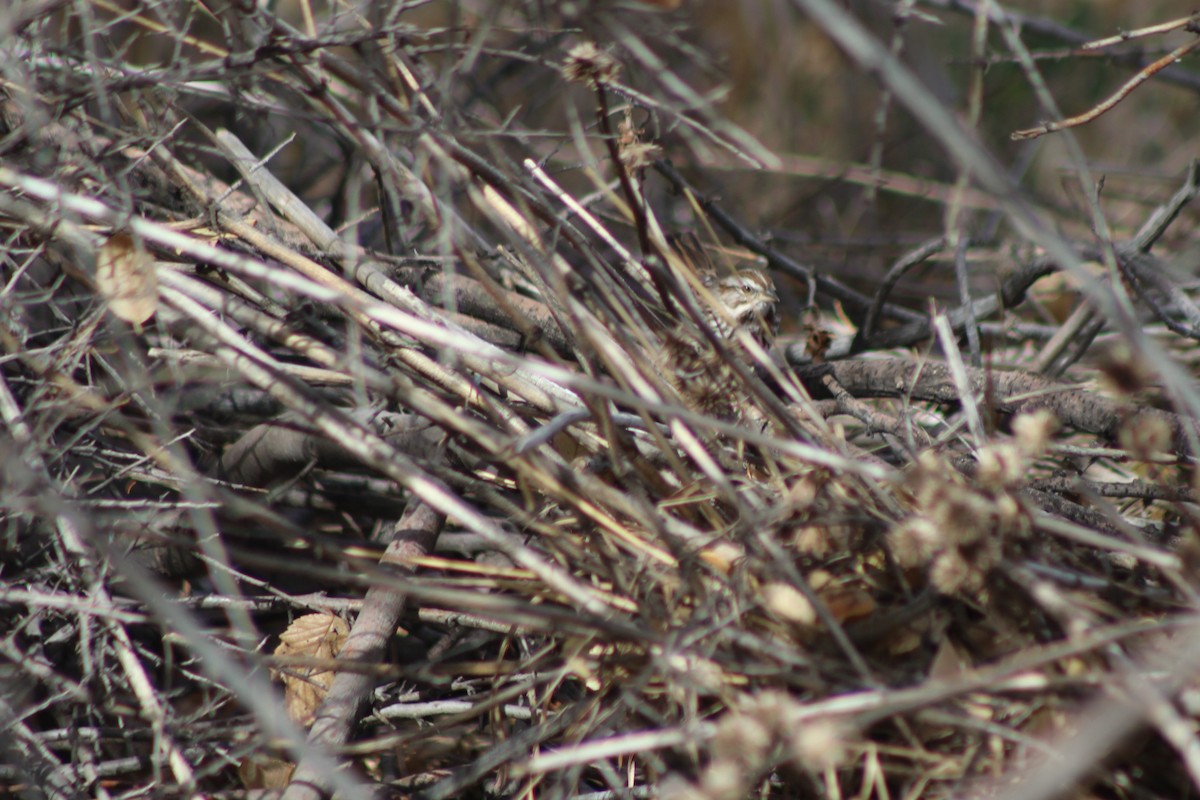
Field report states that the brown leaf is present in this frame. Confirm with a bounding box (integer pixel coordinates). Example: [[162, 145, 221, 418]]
[[928, 635, 971, 681], [238, 754, 295, 790], [273, 612, 350, 726], [823, 590, 877, 624], [761, 581, 817, 626], [96, 233, 158, 327]]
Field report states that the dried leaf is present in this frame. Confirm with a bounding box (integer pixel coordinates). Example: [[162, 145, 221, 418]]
[[96, 233, 158, 326], [928, 635, 971, 680], [238, 754, 295, 790], [761, 581, 817, 626], [823, 590, 877, 624], [699, 541, 744, 573], [273, 612, 350, 725]]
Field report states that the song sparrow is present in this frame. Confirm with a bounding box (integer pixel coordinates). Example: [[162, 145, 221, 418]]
[[700, 269, 780, 351], [661, 268, 780, 421]]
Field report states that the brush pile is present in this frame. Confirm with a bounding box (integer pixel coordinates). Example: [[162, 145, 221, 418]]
[[3, 2, 1200, 798]]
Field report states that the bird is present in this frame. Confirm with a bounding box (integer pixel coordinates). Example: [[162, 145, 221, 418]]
[[700, 269, 780, 352], [660, 266, 780, 422]]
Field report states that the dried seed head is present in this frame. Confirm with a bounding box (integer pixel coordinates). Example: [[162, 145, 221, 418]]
[[696, 762, 744, 800], [976, 443, 1025, 489], [928, 492, 993, 544], [561, 42, 620, 85], [617, 114, 660, 168], [889, 516, 942, 568], [786, 471, 826, 509], [1012, 409, 1058, 458], [711, 711, 773, 767], [789, 716, 848, 772], [930, 550, 980, 595], [895, 447, 1032, 596]]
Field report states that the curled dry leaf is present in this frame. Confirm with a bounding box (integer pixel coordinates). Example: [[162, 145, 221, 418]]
[[96, 232, 158, 327], [273, 612, 350, 726]]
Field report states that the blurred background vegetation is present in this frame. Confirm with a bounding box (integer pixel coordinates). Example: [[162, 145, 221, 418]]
[[93, 0, 1199, 312]]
